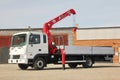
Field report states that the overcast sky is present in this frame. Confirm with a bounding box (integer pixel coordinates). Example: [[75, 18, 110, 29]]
[[0, 0, 120, 29]]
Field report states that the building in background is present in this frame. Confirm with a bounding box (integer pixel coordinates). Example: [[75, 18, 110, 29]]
[[0, 27, 120, 63], [73, 27, 120, 63]]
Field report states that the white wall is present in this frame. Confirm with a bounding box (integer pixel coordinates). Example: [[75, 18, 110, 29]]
[[77, 28, 120, 40]]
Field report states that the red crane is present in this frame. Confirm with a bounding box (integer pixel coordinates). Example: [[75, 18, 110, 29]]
[[43, 9, 76, 54]]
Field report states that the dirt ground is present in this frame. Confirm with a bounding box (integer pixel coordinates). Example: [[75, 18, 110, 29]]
[[0, 63, 120, 80]]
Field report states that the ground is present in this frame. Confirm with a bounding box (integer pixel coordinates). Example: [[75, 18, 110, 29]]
[[0, 63, 120, 80]]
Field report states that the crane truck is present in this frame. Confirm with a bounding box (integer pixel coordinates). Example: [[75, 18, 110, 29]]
[[8, 9, 114, 70]]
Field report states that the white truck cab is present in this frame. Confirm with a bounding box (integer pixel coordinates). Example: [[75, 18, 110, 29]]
[[8, 32, 48, 64]]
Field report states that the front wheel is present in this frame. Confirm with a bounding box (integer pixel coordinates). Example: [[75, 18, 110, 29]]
[[33, 58, 45, 70], [82, 57, 93, 68], [18, 64, 28, 70]]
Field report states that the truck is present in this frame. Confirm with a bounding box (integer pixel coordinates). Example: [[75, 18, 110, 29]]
[[8, 9, 114, 70]]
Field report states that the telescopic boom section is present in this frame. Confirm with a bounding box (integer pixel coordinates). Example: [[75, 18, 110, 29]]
[[43, 9, 76, 54]]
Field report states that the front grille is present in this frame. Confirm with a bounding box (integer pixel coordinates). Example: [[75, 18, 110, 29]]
[[13, 55, 20, 59]]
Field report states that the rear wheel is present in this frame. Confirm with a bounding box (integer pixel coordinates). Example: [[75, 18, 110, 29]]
[[18, 64, 28, 70], [68, 63, 78, 68], [34, 57, 45, 70], [82, 57, 93, 68]]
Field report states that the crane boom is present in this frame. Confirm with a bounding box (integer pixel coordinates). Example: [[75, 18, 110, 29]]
[[43, 9, 76, 54]]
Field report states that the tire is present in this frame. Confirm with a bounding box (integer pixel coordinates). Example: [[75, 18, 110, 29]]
[[18, 64, 28, 70], [34, 58, 45, 70], [68, 63, 78, 68], [82, 57, 93, 68]]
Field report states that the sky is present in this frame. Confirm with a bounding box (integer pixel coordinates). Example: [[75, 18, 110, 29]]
[[0, 0, 120, 29]]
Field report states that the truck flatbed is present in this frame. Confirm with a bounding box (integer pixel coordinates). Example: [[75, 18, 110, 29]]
[[64, 46, 114, 55]]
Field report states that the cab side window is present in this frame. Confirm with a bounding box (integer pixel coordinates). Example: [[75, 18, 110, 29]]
[[29, 34, 40, 44]]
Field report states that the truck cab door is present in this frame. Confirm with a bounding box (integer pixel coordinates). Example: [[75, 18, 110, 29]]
[[27, 33, 48, 59]]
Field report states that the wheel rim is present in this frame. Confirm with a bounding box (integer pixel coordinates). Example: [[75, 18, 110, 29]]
[[37, 60, 43, 68], [87, 59, 92, 66]]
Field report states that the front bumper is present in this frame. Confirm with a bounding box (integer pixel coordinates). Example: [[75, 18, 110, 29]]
[[8, 59, 28, 64]]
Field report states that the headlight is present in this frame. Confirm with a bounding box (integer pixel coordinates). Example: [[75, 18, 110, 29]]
[[10, 55, 13, 59], [20, 54, 27, 59]]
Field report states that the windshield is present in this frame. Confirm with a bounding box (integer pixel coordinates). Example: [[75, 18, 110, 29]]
[[12, 34, 26, 47]]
